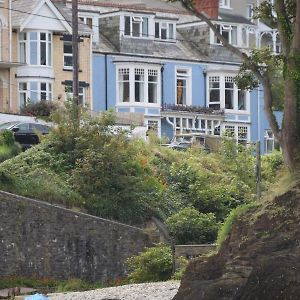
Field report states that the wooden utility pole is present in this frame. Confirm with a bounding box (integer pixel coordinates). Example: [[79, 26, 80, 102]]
[[72, 0, 79, 106], [256, 141, 261, 199]]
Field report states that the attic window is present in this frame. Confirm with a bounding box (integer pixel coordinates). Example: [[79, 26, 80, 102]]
[[213, 24, 237, 46], [155, 21, 175, 41], [124, 16, 149, 38]]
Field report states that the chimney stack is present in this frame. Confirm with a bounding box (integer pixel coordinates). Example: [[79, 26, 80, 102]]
[[193, 0, 219, 19]]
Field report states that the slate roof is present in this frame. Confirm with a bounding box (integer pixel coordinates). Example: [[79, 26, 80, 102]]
[[94, 32, 242, 65], [219, 12, 254, 25], [53, 1, 92, 35], [78, 0, 188, 14], [12, 0, 41, 28]]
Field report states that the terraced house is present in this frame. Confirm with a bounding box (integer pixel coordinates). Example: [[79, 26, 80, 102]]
[[62, 0, 280, 154], [0, 0, 281, 154], [0, 0, 92, 113]]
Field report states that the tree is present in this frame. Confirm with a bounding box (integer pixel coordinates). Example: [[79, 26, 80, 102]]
[[172, 0, 300, 172]]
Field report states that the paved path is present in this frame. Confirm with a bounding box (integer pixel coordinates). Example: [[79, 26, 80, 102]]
[[49, 281, 180, 300]]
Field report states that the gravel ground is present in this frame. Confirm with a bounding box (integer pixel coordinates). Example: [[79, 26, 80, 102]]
[[49, 281, 180, 300]]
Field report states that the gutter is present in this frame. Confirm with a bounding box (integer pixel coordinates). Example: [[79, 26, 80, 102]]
[[161, 66, 164, 109], [105, 53, 108, 110], [92, 51, 242, 67]]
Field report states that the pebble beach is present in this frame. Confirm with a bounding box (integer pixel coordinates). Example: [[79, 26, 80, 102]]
[[49, 281, 180, 300]]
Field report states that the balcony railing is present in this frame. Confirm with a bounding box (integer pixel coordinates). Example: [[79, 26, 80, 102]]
[[161, 104, 224, 115]]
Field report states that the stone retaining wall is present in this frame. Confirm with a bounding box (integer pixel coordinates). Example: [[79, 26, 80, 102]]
[[0, 191, 151, 282]]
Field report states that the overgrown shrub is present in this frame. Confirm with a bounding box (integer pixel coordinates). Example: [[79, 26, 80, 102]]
[[126, 244, 173, 283], [20, 100, 58, 118], [0, 130, 21, 162], [261, 151, 283, 185], [166, 207, 219, 244]]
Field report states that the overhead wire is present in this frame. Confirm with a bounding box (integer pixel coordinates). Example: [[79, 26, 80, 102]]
[[0, 4, 256, 49]]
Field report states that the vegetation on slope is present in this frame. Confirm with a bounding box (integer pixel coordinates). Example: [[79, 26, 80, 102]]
[[0, 107, 283, 244]]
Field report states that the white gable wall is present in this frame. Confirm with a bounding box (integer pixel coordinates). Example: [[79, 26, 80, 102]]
[[24, 3, 67, 31]]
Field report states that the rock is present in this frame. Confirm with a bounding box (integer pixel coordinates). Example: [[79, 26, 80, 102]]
[[173, 186, 300, 300]]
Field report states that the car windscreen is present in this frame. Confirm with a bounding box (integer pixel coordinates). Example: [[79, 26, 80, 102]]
[[0, 122, 18, 130]]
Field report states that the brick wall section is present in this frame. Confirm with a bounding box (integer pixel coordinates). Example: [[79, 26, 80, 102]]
[[193, 0, 219, 19], [0, 191, 151, 282], [53, 35, 92, 107]]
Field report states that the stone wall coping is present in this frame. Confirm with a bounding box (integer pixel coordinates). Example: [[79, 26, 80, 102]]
[[0, 190, 145, 233], [175, 244, 216, 248]]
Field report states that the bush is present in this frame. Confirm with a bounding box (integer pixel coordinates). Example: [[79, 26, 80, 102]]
[[126, 244, 173, 283], [20, 100, 58, 118], [262, 151, 283, 186], [0, 130, 21, 162], [56, 278, 102, 292], [166, 207, 219, 244]]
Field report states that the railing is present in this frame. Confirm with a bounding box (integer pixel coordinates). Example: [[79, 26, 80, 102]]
[[161, 104, 224, 115]]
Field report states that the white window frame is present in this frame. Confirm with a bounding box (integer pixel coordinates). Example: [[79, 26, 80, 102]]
[[154, 20, 176, 41], [146, 119, 161, 137], [175, 67, 192, 106], [246, 4, 254, 20], [65, 85, 85, 105], [18, 31, 52, 67], [18, 80, 53, 107], [219, 0, 231, 9], [207, 73, 250, 113], [212, 24, 238, 46], [63, 41, 73, 70], [264, 129, 277, 153], [123, 15, 149, 38], [208, 76, 221, 110], [223, 124, 250, 145], [116, 64, 161, 107]]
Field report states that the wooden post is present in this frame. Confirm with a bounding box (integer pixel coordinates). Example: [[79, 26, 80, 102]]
[[256, 141, 261, 199], [72, 0, 79, 106]]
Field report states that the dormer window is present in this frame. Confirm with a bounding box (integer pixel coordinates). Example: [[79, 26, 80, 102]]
[[155, 21, 175, 41], [124, 16, 149, 38], [213, 24, 237, 46], [219, 0, 231, 9]]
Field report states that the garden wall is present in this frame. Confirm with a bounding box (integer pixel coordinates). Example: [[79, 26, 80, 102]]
[[0, 191, 151, 282]]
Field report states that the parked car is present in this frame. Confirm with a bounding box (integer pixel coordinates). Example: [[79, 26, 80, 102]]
[[0, 121, 50, 149]]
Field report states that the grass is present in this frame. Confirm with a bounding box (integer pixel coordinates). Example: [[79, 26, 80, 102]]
[[216, 202, 258, 250], [215, 168, 297, 251], [0, 277, 102, 293]]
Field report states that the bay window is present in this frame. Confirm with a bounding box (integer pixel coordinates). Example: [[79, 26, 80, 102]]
[[208, 76, 221, 109], [124, 16, 149, 38], [19, 31, 52, 66], [18, 81, 52, 107], [117, 65, 160, 105], [118, 68, 130, 102], [208, 75, 249, 112], [225, 76, 234, 109]]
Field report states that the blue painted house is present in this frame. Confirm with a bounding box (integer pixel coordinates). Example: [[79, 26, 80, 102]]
[[74, 0, 281, 154]]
